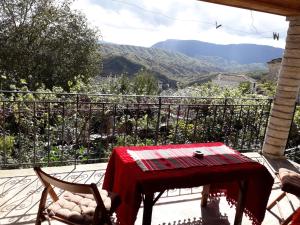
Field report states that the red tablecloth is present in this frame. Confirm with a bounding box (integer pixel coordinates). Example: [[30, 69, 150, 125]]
[[292, 208, 300, 225], [103, 142, 274, 225]]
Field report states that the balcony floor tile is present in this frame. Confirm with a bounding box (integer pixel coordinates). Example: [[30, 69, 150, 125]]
[[0, 153, 299, 225]]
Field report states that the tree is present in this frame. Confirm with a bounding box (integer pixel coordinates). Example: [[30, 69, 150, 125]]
[[133, 69, 159, 95], [257, 81, 276, 97], [118, 75, 131, 94], [238, 81, 252, 94], [0, 0, 101, 91]]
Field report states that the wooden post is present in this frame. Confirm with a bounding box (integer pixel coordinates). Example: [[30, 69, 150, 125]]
[[262, 16, 300, 158]]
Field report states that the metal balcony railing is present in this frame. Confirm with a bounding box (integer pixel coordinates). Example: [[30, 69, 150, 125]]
[[0, 91, 272, 169]]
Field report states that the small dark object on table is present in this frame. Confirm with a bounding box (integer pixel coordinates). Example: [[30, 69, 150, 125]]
[[193, 150, 204, 158]]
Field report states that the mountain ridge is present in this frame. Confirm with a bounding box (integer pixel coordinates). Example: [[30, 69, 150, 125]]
[[152, 39, 284, 64], [100, 43, 224, 85], [99, 41, 277, 86]]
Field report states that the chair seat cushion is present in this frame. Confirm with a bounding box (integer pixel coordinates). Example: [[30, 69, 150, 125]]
[[279, 168, 300, 197], [46, 189, 120, 224]]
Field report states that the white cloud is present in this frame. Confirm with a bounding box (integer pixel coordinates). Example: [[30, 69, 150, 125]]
[[72, 0, 288, 48]]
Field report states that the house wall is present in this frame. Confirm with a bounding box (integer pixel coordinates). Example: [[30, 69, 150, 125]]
[[267, 62, 281, 80]]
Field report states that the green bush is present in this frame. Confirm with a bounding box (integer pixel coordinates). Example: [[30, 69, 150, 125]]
[[0, 135, 15, 160]]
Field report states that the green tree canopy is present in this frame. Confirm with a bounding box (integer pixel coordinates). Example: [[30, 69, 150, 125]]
[[133, 69, 159, 95], [0, 0, 101, 91]]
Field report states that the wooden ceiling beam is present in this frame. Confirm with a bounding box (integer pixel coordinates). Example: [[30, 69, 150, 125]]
[[198, 0, 300, 16]]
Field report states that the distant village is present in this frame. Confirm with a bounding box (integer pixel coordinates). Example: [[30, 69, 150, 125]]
[[210, 58, 281, 92], [160, 57, 282, 97]]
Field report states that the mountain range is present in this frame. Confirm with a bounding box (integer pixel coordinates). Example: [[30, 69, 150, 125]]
[[152, 39, 284, 64], [99, 40, 284, 86]]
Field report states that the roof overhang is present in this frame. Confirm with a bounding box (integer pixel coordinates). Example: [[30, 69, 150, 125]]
[[198, 0, 300, 16]]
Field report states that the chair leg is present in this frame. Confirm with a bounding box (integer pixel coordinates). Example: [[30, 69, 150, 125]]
[[281, 208, 299, 225], [35, 209, 45, 225], [93, 206, 113, 225], [36, 187, 49, 225], [267, 192, 299, 225], [35, 216, 42, 225], [267, 192, 286, 210], [281, 213, 293, 225]]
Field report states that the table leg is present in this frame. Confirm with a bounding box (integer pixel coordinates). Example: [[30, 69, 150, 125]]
[[142, 193, 154, 225], [201, 184, 210, 207], [233, 180, 248, 225]]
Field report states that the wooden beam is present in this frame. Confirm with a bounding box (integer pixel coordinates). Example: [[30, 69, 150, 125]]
[[198, 0, 300, 16]]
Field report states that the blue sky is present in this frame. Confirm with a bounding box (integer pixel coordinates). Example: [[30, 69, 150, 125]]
[[72, 0, 288, 48]]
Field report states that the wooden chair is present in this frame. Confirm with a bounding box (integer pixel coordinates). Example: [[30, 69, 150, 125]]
[[34, 167, 121, 225], [267, 168, 300, 225]]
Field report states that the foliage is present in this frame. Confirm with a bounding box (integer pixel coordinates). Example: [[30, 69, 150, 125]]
[[77, 146, 89, 162], [116, 135, 155, 147], [238, 82, 252, 95], [247, 71, 268, 81], [0, 136, 15, 160], [168, 82, 262, 99], [287, 106, 300, 148], [99, 75, 132, 95], [0, 0, 101, 91], [133, 70, 159, 95], [0, 79, 295, 168], [169, 120, 194, 144], [95, 70, 159, 95], [44, 146, 61, 163], [257, 81, 276, 97], [294, 107, 300, 129], [119, 76, 132, 94]]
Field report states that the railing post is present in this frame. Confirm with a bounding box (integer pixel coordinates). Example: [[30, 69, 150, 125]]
[[17, 102, 21, 167], [33, 101, 36, 167], [61, 102, 65, 165], [155, 97, 162, 145], [284, 102, 298, 151], [47, 102, 51, 166], [74, 94, 79, 169], [222, 98, 228, 144], [112, 104, 117, 151], [262, 99, 273, 144], [2, 101, 6, 167], [173, 105, 181, 144]]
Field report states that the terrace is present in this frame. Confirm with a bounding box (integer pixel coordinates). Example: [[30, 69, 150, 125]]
[[0, 92, 299, 225], [0, 155, 299, 225], [1, 1, 300, 225]]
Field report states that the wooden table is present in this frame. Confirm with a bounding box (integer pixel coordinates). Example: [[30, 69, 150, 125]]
[[103, 143, 274, 225]]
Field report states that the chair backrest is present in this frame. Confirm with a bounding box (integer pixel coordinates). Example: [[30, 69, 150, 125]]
[[34, 167, 94, 194], [34, 167, 113, 225], [34, 167, 107, 207]]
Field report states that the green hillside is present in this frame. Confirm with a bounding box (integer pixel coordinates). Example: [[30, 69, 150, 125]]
[[100, 43, 223, 85], [99, 43, 267, 85], [197, 55, 267, 73]]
